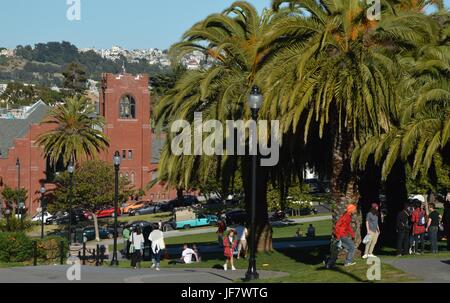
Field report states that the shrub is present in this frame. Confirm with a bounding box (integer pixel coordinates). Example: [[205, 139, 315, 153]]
[[0, 232, 33, 262], [0, 216, 36, 232], [36, 236, 68, 263]]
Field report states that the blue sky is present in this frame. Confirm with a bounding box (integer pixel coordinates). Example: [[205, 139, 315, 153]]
[[0, 0, 270, 50], [1, 0, 448, 50]]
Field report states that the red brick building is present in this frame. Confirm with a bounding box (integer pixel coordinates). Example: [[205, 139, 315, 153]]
[[0, 72, 177, 215]]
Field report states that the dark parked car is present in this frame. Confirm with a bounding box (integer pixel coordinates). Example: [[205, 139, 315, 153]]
[[225, 209, 248, 225], [129, 204, 161, 216], [46, 212, 79, 225], [82, 227, 114, 242], [159, 196, 200, 212]]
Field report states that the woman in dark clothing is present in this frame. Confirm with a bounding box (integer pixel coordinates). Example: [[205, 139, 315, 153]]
[[426, 203, 441, 253], [396, 203, 411, 256]]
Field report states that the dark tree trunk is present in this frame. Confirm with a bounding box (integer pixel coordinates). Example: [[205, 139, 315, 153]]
[[382, 160, 408, 246], [242, 155, 272, 252], [330, 126, 362, 253], [176, 187, 183, 203]]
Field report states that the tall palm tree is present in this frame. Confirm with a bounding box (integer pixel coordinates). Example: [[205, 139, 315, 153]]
[[354, 11, 450, 179], [153, 1, 290, 251], [36, 95, 109, 167], [265, 0, 431, 245]]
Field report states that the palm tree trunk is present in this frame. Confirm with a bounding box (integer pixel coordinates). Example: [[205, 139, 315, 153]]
[[330, 127, 362, 252], [382, 160, 407, 246]]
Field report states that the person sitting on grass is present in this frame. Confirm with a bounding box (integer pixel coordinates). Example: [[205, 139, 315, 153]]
[[192, 244, 201, 262], [169, 244, 198, 265], [307, 224, 316, 238]]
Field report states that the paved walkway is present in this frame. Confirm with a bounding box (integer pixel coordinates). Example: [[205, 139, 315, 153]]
[[0, 266, 288, 283], [383, 258, 450, 283]]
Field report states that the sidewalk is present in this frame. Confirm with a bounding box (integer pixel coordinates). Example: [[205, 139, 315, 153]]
[[383, 258, 450, 283], [0, 265, 288, 283]]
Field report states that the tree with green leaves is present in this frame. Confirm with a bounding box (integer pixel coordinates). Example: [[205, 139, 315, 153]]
[[153, 2, 292, 251], [50, 160, 133, 241], [63, 62, 88, 96], [36, 95, 109, 168], [264, 0, 434, 246]]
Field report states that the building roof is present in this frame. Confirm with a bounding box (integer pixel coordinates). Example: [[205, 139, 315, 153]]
[[0, 100, 49, 159]]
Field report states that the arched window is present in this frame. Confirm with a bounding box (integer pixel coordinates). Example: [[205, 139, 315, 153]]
[[119, 95, 136, 119], [130, 172, 135, 185], [125, 172, 129, 180]]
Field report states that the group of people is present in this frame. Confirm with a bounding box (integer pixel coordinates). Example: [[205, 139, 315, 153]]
[[397, 200, 448, 256], [325, 193, 450, 269]]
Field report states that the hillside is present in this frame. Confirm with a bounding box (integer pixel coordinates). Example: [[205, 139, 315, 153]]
[[0, 42, 171, 86]]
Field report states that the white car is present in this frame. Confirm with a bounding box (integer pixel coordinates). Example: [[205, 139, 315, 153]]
[[31, 211, 53, 222]]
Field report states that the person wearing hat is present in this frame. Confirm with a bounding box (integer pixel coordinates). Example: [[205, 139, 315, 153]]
[[363, 203, 380, 259], [325, 204, 357, 269]]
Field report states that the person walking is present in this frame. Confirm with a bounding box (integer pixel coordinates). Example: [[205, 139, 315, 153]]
[[217, 219, 226, 247], [396, 203, 411, 256], [426, 203, 440, 254], [363, 203, 380, 259], [122, 226, 131, 258], [130, 227, 145, 269], [325, 204, 357, 269], [235, 224, 248, 259], [223, 229, 238, 271], [443, 195, 450, 251], [149, 227, 165, 270], [411, 200, 427, 254]]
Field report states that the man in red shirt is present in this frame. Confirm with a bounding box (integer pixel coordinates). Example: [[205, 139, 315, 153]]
[[411, 200, 426, 254], [325, 204, 357, 269]]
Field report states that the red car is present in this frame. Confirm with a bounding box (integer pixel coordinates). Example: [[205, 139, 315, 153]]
[[96, 207, 122, 218]]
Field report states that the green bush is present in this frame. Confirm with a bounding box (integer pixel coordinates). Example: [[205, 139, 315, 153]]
[[0, 232, 33, 262], [36, 236, 68, 263], [0, 216, 36, 232]]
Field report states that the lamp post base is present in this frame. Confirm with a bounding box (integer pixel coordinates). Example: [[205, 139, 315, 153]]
[[110, 258, 119, 266], [244, 259, 259, 281]]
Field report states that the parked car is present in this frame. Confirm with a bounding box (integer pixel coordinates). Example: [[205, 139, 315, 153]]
[[129, 204, 161, 216], [73, 208, 94, 221], [159, 196, 200, 212], [47, 213, 79, 225], [96, 207, 121, 218], [225, 209, 248, 225], [123, 201, 148, 214], [31, 211, 53, 222], [170, 207, 218, 230], [82, 226, 114, 242], [125, 220, 157, 231]]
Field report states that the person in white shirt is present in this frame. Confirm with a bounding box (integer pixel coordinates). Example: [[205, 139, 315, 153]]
[[235, 225, 248, 259], [180, 244, 198, 264], [149, 228, 165, 270], [130, 227, 145, 269]]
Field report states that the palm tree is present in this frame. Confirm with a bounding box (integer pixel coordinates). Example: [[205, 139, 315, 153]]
[[36, 95, 109, 167], [265, 0, 431, 245], [153, 1, 290, 251], [354, 11, 450, 180]]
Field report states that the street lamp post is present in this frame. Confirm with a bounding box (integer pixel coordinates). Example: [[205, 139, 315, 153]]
[[67, 161, 75, 245], [111, 151, 121, 266], [15, 158, 23, 225], [40, 186, 46, 239], [5, 208, 11, 232], [245, 85, 263, 281]]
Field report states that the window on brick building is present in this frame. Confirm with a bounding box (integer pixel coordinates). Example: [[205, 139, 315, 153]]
[[122, 150, 126, 159], [119, 95, 136, 119], [130, 172, 135, 185], [128, 150, 133, 159]]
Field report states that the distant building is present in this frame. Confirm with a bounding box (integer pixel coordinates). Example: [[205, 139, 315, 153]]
[[0, 72, 179, 215]]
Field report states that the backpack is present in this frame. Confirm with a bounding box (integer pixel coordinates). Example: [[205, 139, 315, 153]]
[[417, 211, 426, 227]]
